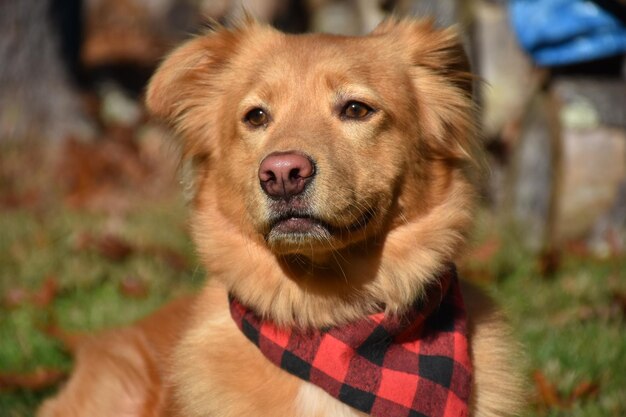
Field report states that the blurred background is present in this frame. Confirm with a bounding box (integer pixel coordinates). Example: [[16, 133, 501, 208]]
[[1, 0, 625, 416]]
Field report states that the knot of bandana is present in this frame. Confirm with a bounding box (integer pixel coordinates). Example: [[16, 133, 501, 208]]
[[229, 265, 472, 417]]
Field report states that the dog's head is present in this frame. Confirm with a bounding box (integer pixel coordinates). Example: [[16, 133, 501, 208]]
[[146, 19, 477, 327]]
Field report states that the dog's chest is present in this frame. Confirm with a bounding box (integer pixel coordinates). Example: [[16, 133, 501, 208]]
[[176, 301, 368, 417], [295, 383, 369, 417]]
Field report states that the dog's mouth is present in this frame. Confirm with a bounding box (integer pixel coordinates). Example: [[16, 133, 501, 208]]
[[265, 207, 374, 249], [270, 214, 332, 235]]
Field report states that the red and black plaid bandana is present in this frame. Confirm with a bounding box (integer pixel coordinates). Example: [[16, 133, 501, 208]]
[[229, 265, 472, 417]]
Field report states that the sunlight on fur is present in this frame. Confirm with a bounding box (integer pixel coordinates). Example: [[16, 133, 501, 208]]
[[38, 18, 525, 417]]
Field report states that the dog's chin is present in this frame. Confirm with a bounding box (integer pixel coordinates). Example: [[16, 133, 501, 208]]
[[264, 211, 374, 256], [266, 216, 335, 255]]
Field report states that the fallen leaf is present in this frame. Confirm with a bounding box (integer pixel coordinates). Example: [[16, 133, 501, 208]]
[[537, 248, 561, 277], [147, 246, 189, 272], [119, 276, 149, 298], [568, 380, 600, 402], [31, 276, 59, 307], [58, 134, 151, 210], [0, 368, 66, 391], [610, 290, 626, 317], [95, 234, 134, 261], [468, 238, 501, 263], [0, 188, 41, 210], [457, 266, 496, 285], [40, 323, 85, 353], [565, 239, 591, 258], [533, 370, 562, 408], [533, 370, 601, 409], [74, 232, 137, 262]]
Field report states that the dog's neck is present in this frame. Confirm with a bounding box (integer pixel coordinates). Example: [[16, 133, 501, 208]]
[[227, 265, 472, 417], [193, 169, 474, 329]]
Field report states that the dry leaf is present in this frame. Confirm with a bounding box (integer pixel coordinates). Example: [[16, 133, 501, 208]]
[[533, 370, 562, 408], [0, 189, 40, 210], [611, 290, 626, 317], [533, 370, 601, 409], [537, 249, 561, 277], [32, 276, 59, 307], [58, 134, 150, 209], [565, 240, 591, 258], [95, 234, 134, 261], [457, 266, 496, 285], [569, 380, 600, 402], [119, 276, 149, 298], [147, 246, 189, 272], [2, 277, 59, 309], [469, 238, 501, 263], [0, 368, 66, 391]]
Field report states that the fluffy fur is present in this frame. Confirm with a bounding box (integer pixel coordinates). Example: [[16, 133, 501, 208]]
[[38, 19, 525, 417]]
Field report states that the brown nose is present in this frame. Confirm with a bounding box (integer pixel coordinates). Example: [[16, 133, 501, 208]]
[[259, 152, 315, 200]]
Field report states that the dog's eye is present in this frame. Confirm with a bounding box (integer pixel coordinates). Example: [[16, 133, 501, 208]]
[[244, 108, 269, 127], [341, 101, 374, 120]]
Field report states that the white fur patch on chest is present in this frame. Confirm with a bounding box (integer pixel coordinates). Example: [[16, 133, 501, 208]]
[[295, 383, 366, 417]]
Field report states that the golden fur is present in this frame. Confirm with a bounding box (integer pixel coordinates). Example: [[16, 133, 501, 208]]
[[39, 19, 525, 417]]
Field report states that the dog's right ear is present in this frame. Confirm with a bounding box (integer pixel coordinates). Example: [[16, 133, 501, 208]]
[[145, 26, 241, 122]]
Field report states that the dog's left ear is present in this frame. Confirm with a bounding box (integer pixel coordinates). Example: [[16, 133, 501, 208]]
[[145, 22, 260, 160], [374, 20, 476, 163], [145, 26, 241, 122]]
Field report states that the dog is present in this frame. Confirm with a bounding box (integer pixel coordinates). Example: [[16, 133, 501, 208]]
[[38, 18, 525, 417]]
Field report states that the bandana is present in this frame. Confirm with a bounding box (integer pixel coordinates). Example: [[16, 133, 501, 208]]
[[229, 265, 472, 417]]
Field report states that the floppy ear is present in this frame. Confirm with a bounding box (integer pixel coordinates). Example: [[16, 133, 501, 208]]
[[145, 26, 241, 123], [374, 20, 477, 164], [145, 25, 248, 163]]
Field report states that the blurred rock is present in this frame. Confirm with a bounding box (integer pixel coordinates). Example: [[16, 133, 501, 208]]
[[552, 78, 626, 249], [100, 83, 143, 127], [0, 0, 93, 142], [505, 77, 626, 252], [556, 127, 626, 240], [559, 98, 600, 130], [472, 0, 535, 138], [553, 78, 626, 130]]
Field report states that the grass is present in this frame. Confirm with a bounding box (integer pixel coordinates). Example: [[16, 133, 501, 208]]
[[1, 141, 625, 417], [0, 140, 202, 416], [474, 218, 626, 417], [500, 258, 626, 417]]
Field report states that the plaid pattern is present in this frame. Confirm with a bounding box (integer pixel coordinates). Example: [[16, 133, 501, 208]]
[[229, 265, 472, 417]]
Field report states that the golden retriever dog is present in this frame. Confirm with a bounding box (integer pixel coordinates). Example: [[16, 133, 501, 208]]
[[38, 18, 525, 417]]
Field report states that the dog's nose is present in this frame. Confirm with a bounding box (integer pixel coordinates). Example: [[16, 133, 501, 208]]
[[259, 152, 315, 200]]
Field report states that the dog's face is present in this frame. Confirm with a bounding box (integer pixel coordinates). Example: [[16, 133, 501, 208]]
[[209, 33, 424, 257], [148, 20, 473, 257], [146, 20, 476, 326]]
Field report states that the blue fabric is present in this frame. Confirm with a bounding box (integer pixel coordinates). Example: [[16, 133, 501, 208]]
[[509, 0, 626, 66]]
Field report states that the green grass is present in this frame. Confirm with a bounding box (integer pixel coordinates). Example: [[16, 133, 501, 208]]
[[0, 197, 202, 415], [0, 142, 202, 415], [478, 221, 626, 417], [500, 261, 626, 417], [1, 143, 625, 417]]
